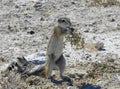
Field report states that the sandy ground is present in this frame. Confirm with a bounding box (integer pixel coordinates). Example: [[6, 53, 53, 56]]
[[0, 0, 120, 89]]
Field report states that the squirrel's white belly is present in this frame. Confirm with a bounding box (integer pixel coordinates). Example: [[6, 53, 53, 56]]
[[48, 36, 63, 61], [54, 45, 63, 61]]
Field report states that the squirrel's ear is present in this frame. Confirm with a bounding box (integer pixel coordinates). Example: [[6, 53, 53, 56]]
[[58, 18, 62, 23], [58, 17, 72, 26]]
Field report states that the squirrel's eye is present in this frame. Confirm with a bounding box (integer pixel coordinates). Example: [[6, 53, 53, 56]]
[[61, 19, 66, 23]]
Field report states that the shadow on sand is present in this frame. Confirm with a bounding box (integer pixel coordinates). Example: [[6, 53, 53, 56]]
[[80, 84, 101, 89]]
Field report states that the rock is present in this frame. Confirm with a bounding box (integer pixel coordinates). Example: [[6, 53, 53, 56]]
[[8, 25, 11, 30], [0, 57, 5, 62], [67, 86, 74, 89], [110, 18, 115, 22], [95, 42, 104, 50], [65, 54, 70, 57], [71, 2, 76, 4], [15, 5, 19, 8], [33, 2, 42, 11], [27, 31, 35, 35]]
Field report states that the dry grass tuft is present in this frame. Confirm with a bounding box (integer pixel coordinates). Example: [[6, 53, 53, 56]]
[[85, 0, 120, 7], [66, 32, 85, 49], [0, 71, 30, 89]]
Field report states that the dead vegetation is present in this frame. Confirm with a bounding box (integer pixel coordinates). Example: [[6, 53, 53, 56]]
[[1, 58, 119, 89], [66, 32, 104, 51], [85, 0, 120, 7], [66, 32, 85, 49]]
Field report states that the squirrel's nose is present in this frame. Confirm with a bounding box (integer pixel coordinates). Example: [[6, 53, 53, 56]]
[[69, 27, 75, 35], [70, 27, 75, 32], [67, 27, 75, 31]]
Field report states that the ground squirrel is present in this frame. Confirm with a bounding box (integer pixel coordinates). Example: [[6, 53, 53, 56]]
[[4, 17, 74, 85], [44, 17, 74, 84]]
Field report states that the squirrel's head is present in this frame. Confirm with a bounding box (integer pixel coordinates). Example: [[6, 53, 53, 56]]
[[56, 17, 75, 36]]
